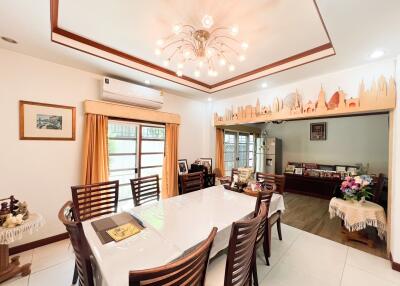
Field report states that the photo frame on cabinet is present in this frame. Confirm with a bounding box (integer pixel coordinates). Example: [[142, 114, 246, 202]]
[[177, 159, 189, 175], [199, 158, 213, 174]]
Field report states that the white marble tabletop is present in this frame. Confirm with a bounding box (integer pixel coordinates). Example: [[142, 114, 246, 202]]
[[83, 185, 285, 286]]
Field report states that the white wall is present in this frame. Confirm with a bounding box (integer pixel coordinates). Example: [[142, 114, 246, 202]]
[[264, 114, 389, 175], [0, 49, 209, 246]]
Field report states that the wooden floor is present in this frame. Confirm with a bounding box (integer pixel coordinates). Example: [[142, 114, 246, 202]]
[[281, 192, 388, 259]]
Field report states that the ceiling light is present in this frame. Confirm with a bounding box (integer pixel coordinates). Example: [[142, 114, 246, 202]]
[[176, 70, 183, 77], [144, 80, 151, 85], [163, 59, 170, 67], [156, 17, 247, 78], [194, 70, 201, 77], [230, 25, 239, 36], [369, 50, 384, 59], [261, 82, 268, 88], [1, 36, 17, 44], [172, 24, 182, 34], [207, 97, 212, 102], [156, 39, 164, 46], [201, 15, 214, 29]]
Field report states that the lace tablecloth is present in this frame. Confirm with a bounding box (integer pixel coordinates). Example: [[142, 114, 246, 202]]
[[329, 198, 386, 239], [0, 213, 44, 244]]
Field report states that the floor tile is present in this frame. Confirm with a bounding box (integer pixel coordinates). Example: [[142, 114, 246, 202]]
[[271, 223, 302, 245], [346, 247, 400, 284], [29, 259, 75, 286], [3, 250, 34, 285], [2, 277, 29, 286], [30, 239, 74, 273], [205, 253, 226, 286], [274, 231, 348, 286], [341, 264, 398, 286]]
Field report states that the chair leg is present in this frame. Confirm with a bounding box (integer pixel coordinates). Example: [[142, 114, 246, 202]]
[[252, 253, 258, 286], [262, 242, 270, 266], [277, 216, 282, 241], [72, 261, 78, 285]]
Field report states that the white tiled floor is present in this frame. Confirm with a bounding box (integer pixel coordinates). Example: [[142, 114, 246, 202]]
[[4, 224, 400, 286]]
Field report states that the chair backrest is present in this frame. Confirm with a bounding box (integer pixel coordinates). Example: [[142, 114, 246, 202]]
[[130, 175, 160, 207], [231, 168, 239, 182], [254, 192, 273, 245], [373, 173, 387, 204], [256, 172, 285, 194], [180, 171, 204, 194], [129, 227, 217, 286], [58, 202, 94, 286], [71, 180, 119, 221], [224, 203, 267, 286]]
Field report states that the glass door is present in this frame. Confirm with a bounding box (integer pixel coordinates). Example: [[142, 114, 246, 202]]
[[223, 131, 254, 176]]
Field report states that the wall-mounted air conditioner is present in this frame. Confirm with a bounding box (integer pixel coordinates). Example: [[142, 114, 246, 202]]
[[101, 77, 163, 109]]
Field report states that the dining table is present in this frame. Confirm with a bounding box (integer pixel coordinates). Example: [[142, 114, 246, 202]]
[[82, 185, 285, 286]]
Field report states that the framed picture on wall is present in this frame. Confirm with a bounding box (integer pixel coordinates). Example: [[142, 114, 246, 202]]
[[177, 159, 189, 175], [19, 101, 76, 140], [310, 122, 327, 140]]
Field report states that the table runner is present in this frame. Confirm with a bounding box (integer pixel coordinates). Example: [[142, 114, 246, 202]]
[[329, 198, 386, 239], [0, 213, 44, 244]]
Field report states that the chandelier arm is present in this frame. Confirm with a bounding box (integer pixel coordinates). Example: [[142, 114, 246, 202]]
[[167, 45, 183, 61], [212, 42, 240, 55], [209, 27, 229, 36], [163, 39, 195, 51], [212, 35, 240, 44], [182, 24, 196, 31]]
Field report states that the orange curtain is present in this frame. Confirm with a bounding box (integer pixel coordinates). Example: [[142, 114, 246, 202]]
[[81, 114, 109, 185], [162, 123, 179, 198], [215, 128, 225, 177]]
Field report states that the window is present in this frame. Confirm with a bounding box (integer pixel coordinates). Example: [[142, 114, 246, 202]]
[[223, 131, 254, 176], [108, 120, 165, 207]]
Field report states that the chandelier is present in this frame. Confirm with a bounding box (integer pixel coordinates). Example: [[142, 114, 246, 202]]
[[155, 15, 248, 78]]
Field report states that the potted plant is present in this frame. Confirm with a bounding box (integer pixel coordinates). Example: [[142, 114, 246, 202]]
[[340, 175, 374, 203]]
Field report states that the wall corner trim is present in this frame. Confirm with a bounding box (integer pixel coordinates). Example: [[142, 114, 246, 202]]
[[390, 253, 400, 272]]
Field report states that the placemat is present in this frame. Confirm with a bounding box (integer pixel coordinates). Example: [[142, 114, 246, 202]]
[[91, 212, 145, 244]]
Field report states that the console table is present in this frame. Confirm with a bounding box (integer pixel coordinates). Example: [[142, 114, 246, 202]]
[[284, 174, 341, 199]]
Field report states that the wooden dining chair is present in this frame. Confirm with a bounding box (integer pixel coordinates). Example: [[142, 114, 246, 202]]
[[129, 227, 217, 286], [130, 175, 160, 207], [224, 203, 267, 286], [58, 201, 94, 286], [71, 180, 119, 221], [255, 172, 284, 242], [180, 171, 204, 194], [252, 191, 273, 286]]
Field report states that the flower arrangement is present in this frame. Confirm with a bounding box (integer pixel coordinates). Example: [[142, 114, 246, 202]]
[[340, 175, 374, 201]]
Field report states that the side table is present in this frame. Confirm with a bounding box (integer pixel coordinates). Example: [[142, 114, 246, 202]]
[[0, 213, 44, 283]]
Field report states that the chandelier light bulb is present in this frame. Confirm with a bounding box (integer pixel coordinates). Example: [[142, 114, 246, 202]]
[[230, 25, 239, 36], [176, 70, 183, 77], [156, 39, 164, 46], [206, 48, 214, 58], [154, 48, 161, 56], [172, 24, 182, 34], [207, 69, 214, 76], [213, 70, 218, 77], [241, 42, 249, 50], [238, 54, 246, 62], [184, 50, 192, 59], [219, 58, 226, 66], [198, 60, 204, 68], [177, 62, 184, 69], [163, 59, 170, 67], [228, 64, 235, 72], [201, 15, 214, 29], [194, 70, 201, 77]]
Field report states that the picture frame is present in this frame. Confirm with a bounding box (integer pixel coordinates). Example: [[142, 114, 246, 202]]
[[347, 167, 358, 175], [310, 122, 327, 141], [294, 167, 303, 175], [285, 164, 295, 174], [177, 159, 189, 175], [199, 158, 213, 174], [19, 100, 76, 140], [336, 166, 347, 172]]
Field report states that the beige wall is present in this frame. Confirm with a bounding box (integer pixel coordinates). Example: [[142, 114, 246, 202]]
[[263, 114, 389, 175], [0, 49, 209, 246]]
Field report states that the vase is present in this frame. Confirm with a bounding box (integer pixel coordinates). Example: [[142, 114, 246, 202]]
[[357, 197, 366, 205]]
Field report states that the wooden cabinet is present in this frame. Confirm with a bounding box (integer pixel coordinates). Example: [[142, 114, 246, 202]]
[[284, 174, 341, 199]]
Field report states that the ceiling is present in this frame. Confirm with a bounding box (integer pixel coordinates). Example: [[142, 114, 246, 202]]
[[0, 0, 399, 100]]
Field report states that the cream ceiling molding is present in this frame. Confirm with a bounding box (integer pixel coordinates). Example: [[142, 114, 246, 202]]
[[84, 100, 181, 125], [214, 76, 396, 126]]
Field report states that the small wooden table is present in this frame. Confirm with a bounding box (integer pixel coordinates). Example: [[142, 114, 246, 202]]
[[329, 198, 386, 248], [0, 213, 44, 283]]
